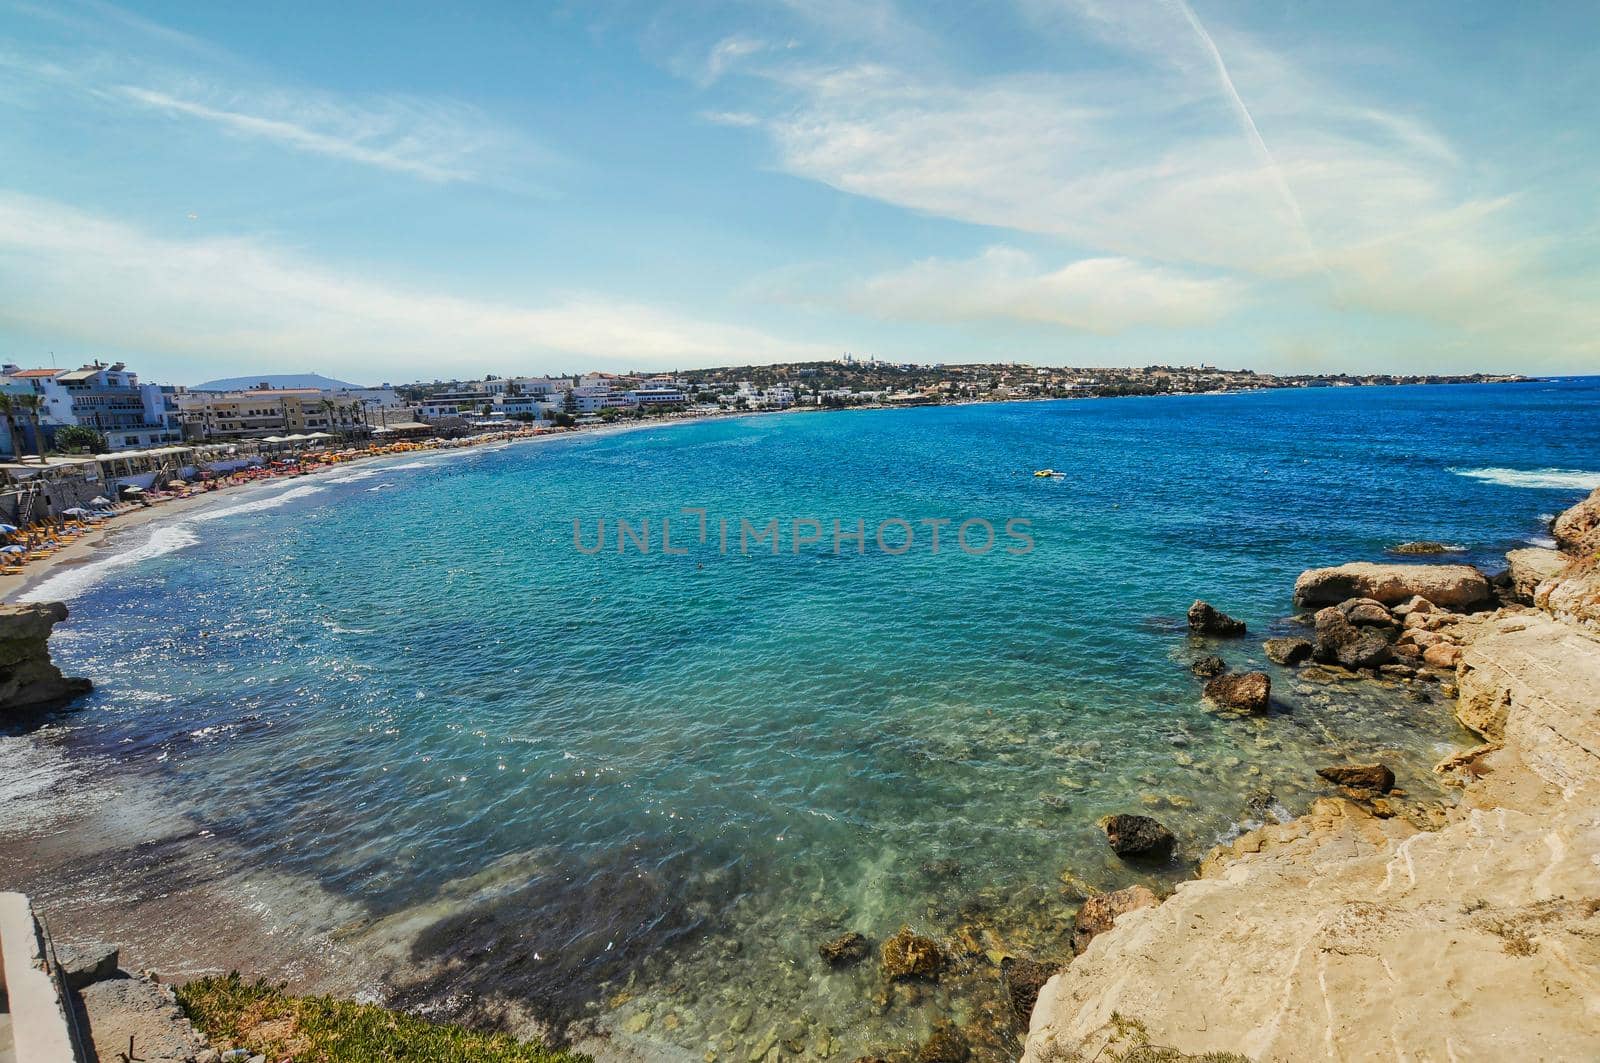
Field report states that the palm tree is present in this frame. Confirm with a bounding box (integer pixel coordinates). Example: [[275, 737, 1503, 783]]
[[0, 393, 23, 464], [14, 393, 44, 462]]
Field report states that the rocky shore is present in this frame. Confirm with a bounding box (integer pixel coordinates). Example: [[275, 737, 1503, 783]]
[[0, 601, 91, 717], [1022, 486, 1600, 1061]]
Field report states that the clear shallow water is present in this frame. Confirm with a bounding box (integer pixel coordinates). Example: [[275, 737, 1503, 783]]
[[8, 378, 1600, 1060]]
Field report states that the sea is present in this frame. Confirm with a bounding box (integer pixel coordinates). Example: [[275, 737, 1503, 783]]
[[4, 377, 1598, 1060]]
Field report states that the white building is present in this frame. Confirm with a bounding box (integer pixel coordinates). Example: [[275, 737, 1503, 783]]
[[3, 362, 186, 451]]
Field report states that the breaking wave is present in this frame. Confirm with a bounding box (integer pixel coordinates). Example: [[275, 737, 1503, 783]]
[[1452, 467, 1600, 491], [21, 524, 201, 603]]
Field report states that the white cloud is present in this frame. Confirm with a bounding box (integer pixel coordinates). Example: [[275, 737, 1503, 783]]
[[0, 191, 827, 378], [853, 247, 1242, 333], [699, 34, 768, 86]]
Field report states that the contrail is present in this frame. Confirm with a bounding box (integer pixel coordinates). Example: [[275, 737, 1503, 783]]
[[1169, 0, 1325, 274]]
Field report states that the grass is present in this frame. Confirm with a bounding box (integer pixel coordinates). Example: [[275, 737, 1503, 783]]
[[175, 973, 589, 1063]]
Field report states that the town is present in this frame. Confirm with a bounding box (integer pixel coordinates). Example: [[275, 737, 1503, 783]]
[[0, 355, 1529, 530]]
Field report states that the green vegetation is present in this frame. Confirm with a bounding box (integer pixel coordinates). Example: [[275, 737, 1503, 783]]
[[176, 973, 589, 1063], [54, 424, 108, 453]]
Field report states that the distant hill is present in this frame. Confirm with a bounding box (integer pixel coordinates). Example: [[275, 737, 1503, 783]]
[[191, 372, 364, 392]]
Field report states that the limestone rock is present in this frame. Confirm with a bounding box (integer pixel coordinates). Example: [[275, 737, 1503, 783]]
[[1098, 814, 1175, 860], [1389, 540, 1460, 555], [881, 926, 944, 980], [1552, 485, 1600, 556], [0, 601, 92, 715], [1293, 563, 1491, 609], [1071, 884, 1159, 953], [1535, 555, 1600, 634], [54, 942, 121, 989], [1187, 600, 1246, 637], [1262, 637, 1312, 666], [1189, 654, 1226, 678], [1423, 642, 1462, 669], [1203, 671, 1270, 714], [1316, 763, 1395, 792], [819, 931, 868, 966], [1505, 547, 1569, 605]]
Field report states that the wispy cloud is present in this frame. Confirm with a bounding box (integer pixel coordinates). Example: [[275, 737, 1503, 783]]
[[0, 191, 827, 377], [114, 85, 499, 184], [853, 247, 1243, 333]]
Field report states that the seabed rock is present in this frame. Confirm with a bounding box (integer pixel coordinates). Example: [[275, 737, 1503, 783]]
[[1098, 813, 1176, 860], [1203, 671, 1270, 714], [1189, 654, 1227, 678], [881, 927, 945, 981], [1000, 957, 1061, 1022], [1263, 637, 1313, 666], [1316, 763, 1396, 793], [819, 931, 869, 966]]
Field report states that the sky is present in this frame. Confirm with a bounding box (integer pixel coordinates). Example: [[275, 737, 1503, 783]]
[[1, 0, 1597, 385]]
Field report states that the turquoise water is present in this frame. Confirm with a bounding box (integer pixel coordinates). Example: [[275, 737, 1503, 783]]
[[12, 379, 1600, 1059]]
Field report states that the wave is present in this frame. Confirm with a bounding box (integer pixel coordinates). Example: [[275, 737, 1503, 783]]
[[1452, 467, 1600, 491], [191, 483, 326, 523], [326, 468, 384, 485], [21, 524, 201, 603]]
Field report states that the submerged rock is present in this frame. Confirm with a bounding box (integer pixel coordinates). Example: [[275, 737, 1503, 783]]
[[1293, 563, 1491, 609], [1187, 600, 1246, 637], [819, 931, 869, 966], [1000, 957, 1061, 1021], [1263, 637, 1312, 666], [881, 926, 945, 980], [1190, 655, 1227, 678], [1390, 541, 1461, 555], [1099, 814, 1176, 860], [1203, 671, 1270, 714], [1071, 885, 1159, 953], [1316, 763, 1396, 793], [0, 601, 93, 715], [916, 1019, 970, 1063]]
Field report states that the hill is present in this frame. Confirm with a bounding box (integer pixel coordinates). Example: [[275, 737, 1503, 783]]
[[191, 372, 363, 392]]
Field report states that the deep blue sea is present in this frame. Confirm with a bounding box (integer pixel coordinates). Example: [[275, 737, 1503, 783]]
[[7, 378, 1599, 1060]]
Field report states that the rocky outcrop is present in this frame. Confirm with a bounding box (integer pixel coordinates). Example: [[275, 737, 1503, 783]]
[[1505, 547, 1569, 604], [1389, 540, 1459, 554], [0, 602, 92, 715], [1552, 485, 1600, 556], [1311, 599, 1397, 669], [1070, 885, 1158, 954], [1455, 612, 1600, 795], [1024, 600, 1600, 1062], [1189, 654, 1226, 678], [1203, 670, 1269, 713], [1187, 600, 1246, 636], [1098, 814, 1175, 860], [1536, 554, 1600, 633], [1293, 562, 1491, 609]]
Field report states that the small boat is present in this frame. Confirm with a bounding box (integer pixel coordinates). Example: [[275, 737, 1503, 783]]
[[1033, 468, 1065, 478]]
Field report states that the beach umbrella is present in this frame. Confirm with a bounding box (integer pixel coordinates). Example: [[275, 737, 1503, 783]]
[[91, 496, 111, 506], [121, 485, 144, 494], [0, 545, 23, 554], [0, 524, 17, 535]]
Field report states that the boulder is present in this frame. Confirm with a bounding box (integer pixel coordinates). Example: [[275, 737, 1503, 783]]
[[1316, 763, 1395, 792], [1312, 606, 1395, 669], [1552, 486, 1600, 557], [1339, 597, 1396, 628], [1189, 655, 1227, 678], [1187, 600, 1246, 637], [1203, 671, 1270, 713], [1071, 884, 1159, 953], [1392, 595, 1436, 617], [881, 926, 945, 980], [819, 930, 869, 966], [54, 942, 121, 989], [1293, 563, 1491, 609], [1505, 548, 1570, 605], [1263, 637, 1312, 666], [0, 602, 93, 715], [1099, 814, 1176, 860], [1000, 957, 1061, 1022], [1423, 643, 1462, 669], [916, 1019, 970, 1063]]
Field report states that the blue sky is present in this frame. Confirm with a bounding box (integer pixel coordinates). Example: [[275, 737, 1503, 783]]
[[1, 0, 1596, 385]]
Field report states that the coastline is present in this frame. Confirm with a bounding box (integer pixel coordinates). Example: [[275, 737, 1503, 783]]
[[1, 389, 1595, 1062]]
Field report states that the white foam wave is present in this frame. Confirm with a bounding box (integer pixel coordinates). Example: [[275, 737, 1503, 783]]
[[21, 524, 201, 602], [1453, 467, 1600, 490], [191, 483, 326, 522], [1525, 536, 1558, 549], [326, 468, 383, 485], [385, 461, 433, 470]]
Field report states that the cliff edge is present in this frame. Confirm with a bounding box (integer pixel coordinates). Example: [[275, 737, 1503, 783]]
[[0, 601, 92, 716]]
